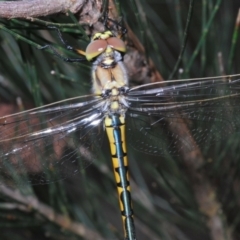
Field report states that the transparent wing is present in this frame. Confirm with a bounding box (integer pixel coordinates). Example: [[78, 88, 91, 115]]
[[0, 95, 105, 187], [126, 74, 240, 156]]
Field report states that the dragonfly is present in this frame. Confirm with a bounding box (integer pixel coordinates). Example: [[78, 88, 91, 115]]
[[1, 26, 240, 240]]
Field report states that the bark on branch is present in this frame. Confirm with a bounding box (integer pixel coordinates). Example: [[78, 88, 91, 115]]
[[0, 0, 100, 24]]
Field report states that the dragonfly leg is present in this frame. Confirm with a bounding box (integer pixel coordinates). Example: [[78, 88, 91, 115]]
[[38, 26, 86, 63], [38, 44, 86, 63]]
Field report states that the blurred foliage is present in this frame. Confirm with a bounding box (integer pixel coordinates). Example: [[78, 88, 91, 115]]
[[0, 0, 239, 240]]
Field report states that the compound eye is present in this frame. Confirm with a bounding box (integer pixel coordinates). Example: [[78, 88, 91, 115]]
[[85, 39, 107, 61], [107, 37, 126, 53]]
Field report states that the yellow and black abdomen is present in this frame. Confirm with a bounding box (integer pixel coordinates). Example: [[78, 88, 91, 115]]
[[104, 114, 136, 240]]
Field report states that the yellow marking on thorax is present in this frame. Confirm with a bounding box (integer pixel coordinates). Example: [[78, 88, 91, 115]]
[[110, 101, 119, 111], [112, 88, 119, 96]]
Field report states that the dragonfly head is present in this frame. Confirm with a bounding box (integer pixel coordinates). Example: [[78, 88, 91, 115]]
[[85, 31, 126, 62]]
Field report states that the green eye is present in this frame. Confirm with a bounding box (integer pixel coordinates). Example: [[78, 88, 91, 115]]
[[85, 39, 107, 61]]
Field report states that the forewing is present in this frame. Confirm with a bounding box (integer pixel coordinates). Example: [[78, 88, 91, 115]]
[[0, 95, 105, 187]]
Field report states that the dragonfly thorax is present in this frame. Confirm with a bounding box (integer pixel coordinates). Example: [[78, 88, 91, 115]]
[[101, 86, 129, 116], [92, 51, 128, 94]]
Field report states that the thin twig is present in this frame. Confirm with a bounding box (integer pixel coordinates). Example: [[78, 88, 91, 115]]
[[0, 184, 105, 240]]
